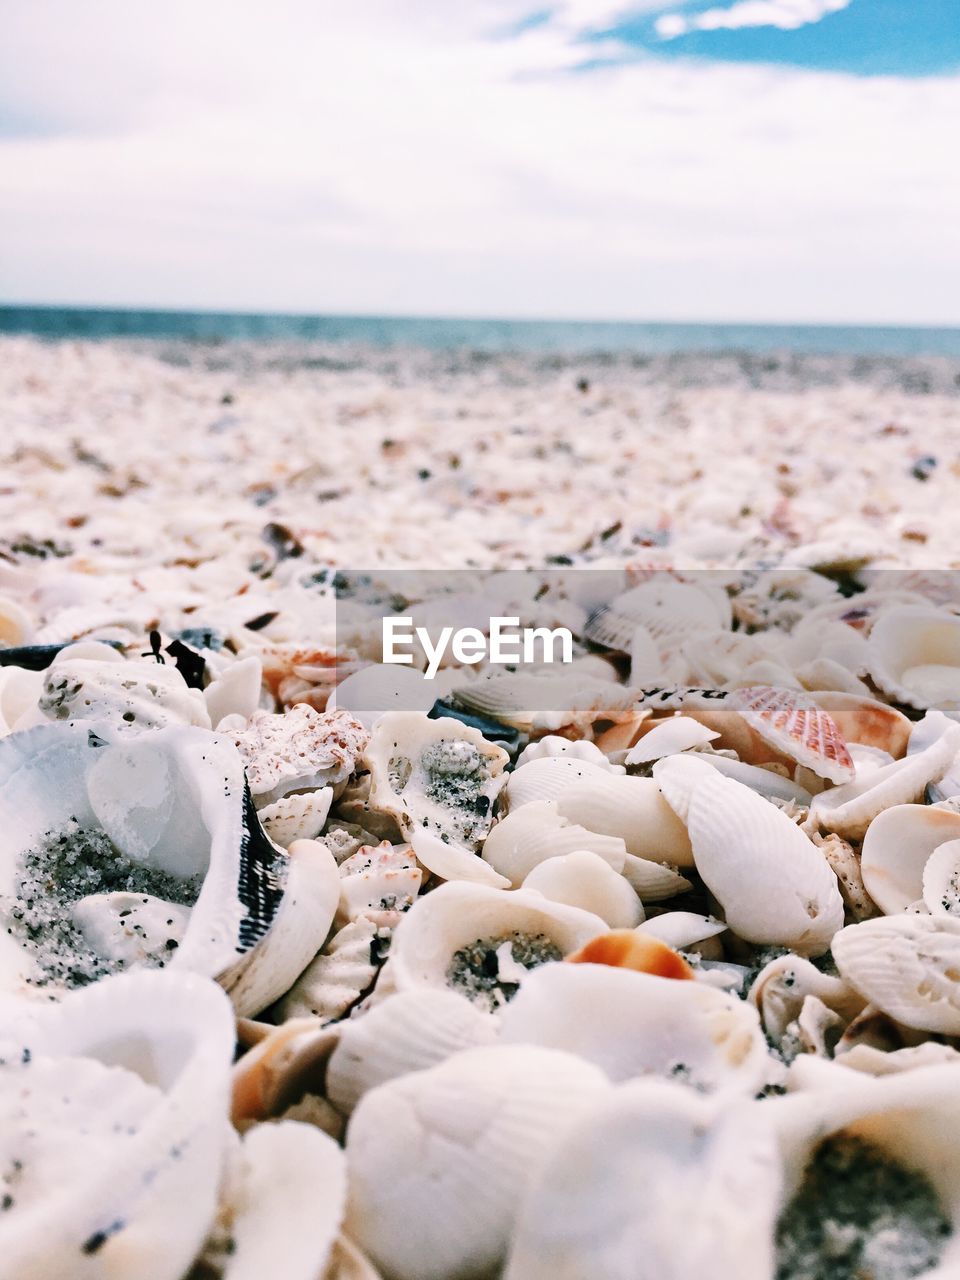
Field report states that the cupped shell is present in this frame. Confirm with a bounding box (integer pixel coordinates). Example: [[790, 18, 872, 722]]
[[481, 799, 627, 887], [522, 850, 644, 928], [867, 604, 960, 708], [860, 803, 960, 914]]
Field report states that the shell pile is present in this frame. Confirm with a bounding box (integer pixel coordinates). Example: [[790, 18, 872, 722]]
[[9, 553, 960, 1277]]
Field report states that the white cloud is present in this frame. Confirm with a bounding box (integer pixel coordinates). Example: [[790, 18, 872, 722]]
[[656, 0, 851, 39], [0, 0, 957, 324]]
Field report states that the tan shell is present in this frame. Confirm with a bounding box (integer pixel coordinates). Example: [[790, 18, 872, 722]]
[[808, 689, 912, 757], [481, 799, 627, 887], [867, 604, 960, 708], [276, 917, 383, 1023]]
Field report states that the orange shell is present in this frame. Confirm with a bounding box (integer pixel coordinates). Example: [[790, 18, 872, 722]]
[[565, 930, 695, 980]]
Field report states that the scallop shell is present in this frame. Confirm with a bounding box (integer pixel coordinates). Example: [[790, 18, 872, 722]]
[[832, 913, 960, 1033], [515, 734, 624, 771], [450, 671, 636, 735], [336, 842, 422, 927], [624, 715, 719, 765], [232, 705, 368, 807], [859, 803, 960, 914], [38, 657, 212, 731], [258, 787, 333, 848], [388, 881, 607, 1005], [500, 961, 772, 1094], [808, 689, 913, 756], [727, 685, 854, 784], [654, 754, 844, 955], [326, 988, 499, 1114], [584, 579, 730, 653], [231, 1017, 340, 1129], [500, 753, 613, 807], [328, 662, 436, 729], [276, 917, 383, 1024], [344, 1044, 610, 1280], [481, 800, 627, 887], [522, 850, 644, 928], [867, 604, 960, 708], [0, 722, 338, 1015], [363, 711, 508, 852], [0, 968, 234, 1280], [503, 1079, 780, 1280], [811, 722, 960, 840]]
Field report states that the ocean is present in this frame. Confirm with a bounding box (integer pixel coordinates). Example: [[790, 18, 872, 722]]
[[3, 305, 960, 357]]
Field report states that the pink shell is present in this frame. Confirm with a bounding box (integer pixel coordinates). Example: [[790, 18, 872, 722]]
[[731, 685, 855, 784]]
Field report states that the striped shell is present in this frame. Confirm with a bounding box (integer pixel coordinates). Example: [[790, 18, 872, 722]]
[[729, 685, 854, 784]]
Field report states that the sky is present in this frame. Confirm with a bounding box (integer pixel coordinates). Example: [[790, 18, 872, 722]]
[[1, 0, 959, 325]]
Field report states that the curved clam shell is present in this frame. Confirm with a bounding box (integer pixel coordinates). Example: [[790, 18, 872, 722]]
[[860, 803, 960, 914], [481, 800, 627, 887], [451, 671, 636, 735], [232, 705, 368, 807], [410, 827, 510, 889], [635, 911, 727, 950], [0, 968, 234, 1280], [620, 854, 692, 901], [203, 655, 263, 728], [624, 715, 719, 765], [867, 604, 960, 708], [728, 685, 854, 784], [811, 723, 960, 840], [522, 850, 644, 928], [388, 881, 607, 1002], [808, 689, 913, 756], [39, 657, 212, 731], [566, 930, 695, 979], [654, 754, 844, 955], [231, 1017, 341, 1128], [336, 842, 422, 927], [832, 913, 960, 1033], [0, 595, 34, 647], [503, 1079, 780, 1280], [326, 988, 499, 1114], [545, 773, 695, 867], [584, 579, 731, 653], [500, 962, 772, 1094], [501, 754, 619, 808], [344, 1044, 610, 1280]]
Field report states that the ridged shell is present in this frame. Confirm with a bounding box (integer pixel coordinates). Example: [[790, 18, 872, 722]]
[[832, 913, 960, 1033], [522, 851, 644, 928], [515, 734, 624, 771], [344, 1045, 610, 1280], [276, 917, 383, 1023], [584, 579, 730, 652], [566, 930, 695, 979], [867, 604, 960, 708], [654, 755, 844, 955], [232, 705, 367, 807], [450, 672, 635, 734], [636, 912, 727, 950], [336, 842, 422, 927], [922, 838, 960, 917], [860, 803, 960, 914], [326, 988, 499, 1114], [728, 685, 854, 784], [38, 657, 211, 731], [624, 716, 719, 765], [258, 787, 333, 848], [481, 800, 627, 887]]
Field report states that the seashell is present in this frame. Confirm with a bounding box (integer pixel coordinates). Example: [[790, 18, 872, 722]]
[[0, 968, 234, 1280], [620, 853, 692, 901], [328, 662, 437, 729], [792, 993, 845, 1057], [831, 1002, 926, 1057], [336, 842, 422, 927], [674, 627, 777, 687], [624, 715, 719, 765], [816, 831, 878, 919], [832, 913, 960, 1033], [409, 827, 510, 889], [835, 1041, 960, 1076], [749, 954, 867, 1045], [859, 803, 960, 914], [344, 1044, 611, 1280], [258, 787, 333, 848], [795, 657, 872, 697], [542, 771, 695, 867], [655, 754, 844, 955], [515, 733, 624, 771], [811, 722, 960, 840], [481, 800, 627, 887], [500, 962, 771, 1094], [503, 1079, 780, 1280], [327, 1234, 385, 1280], [522, 850, 644, 928], [922, 838, 960, 917], [848, 741, 895, 776], [0, 596, 34, 648], [326, 988, 499, 1115], [566, 929, 695, 979], [691, 751, 814, 806], [276, 917, 384, 1024], [0, 722, 338, 1015], [231, 1017, 340, 1129], [635, 911, 727, 950], [727, 685, 854, 784], [388, 881, 606, 1009], [38, 657, 212, 731], [500, 753, 612, 806], [585, 579, 730, 653], [363, 711, 507, 852], [199, 1122, 346, 1280], [593, 711, 651, 759], [0, 663, 43, 736], [203, 655, 263, 728], [450, 671, 636, 735], [808, 689, 913, 756], [867, 604, 960, 708], [232, 704, 368, 807]]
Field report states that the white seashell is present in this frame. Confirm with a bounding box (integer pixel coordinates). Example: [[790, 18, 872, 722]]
[[410, 827, 510, 888], [258, 787, 333, 848], [232, 705, 368, 807], [500, 962, 772, 1094], [792, 993, 845, 1057], [522, 850, 644, 928], [329, 662, 437, 730], [832, 913, 960, 1033], [848, 742, 895, 776], [503, 1079, 780, 1280], [336, 842, 422, 927], [635, 912, 727, 950], [923, 838, 960, 917], [808, 689, 913, 756], [363, 711, 507, 851], [0, 664, 43, 736], [749, 954, 867, 1045], [909, 707, 960, 754], [450, 671, 636, 735], [481, 800, 627, 887], [0, 968, 234, 1280], [624, 716, 719, 765], [860, 803, 960, 914], [620, 854, 692, 901], [795, 657, 872, 696], [867, 604, 960, 708], [835, 1041, 960, 1076], [69, 892, 192, 968], [345, 1044, 610, 1280], [326, 988, 499, 1114], [515, 733, 624, 771], [0, 596, 34, 647], [276, 917, 384, 1024], [675, 627, 777, 687], [204, 655, 263, 727], [38, 657, 212, 731], [388, 881, 606, 1007], [727, 685, 854, 784], [501, 753, 618, 807], [690, 752, 814, 806], [654, 755, 844, 955], [811, 723, 960, 840], [585, 579, 731, 652]]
